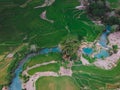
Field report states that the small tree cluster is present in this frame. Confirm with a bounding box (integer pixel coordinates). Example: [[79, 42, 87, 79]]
[[60, 35, 80, 61], [87, 0, 108, 18], [104, 16, 120, 25]]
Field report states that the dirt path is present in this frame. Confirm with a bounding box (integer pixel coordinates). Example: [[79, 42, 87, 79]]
[[94, 31, 120, 70], [80, 55, 90, 65], [23, 71, 58, 90], [20, 0, 32, 8], [22, 60, 57, 76], [40, 10, 54, 23], [22, 66, 72, 90], [75, 0, 86, 10], [34, 0, 55, 8]]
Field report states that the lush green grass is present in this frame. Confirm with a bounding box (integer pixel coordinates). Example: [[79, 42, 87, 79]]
[[23, 53, 62, 69], [72, 61, 120, 77], [72, 61, 120, 89], [0, 0, 103, 51], [36, 76, 80, 90], [82, 54, 96, 63], [0, 44, 28, 85], [0, 0, 116, 86], [108, 0, 120, 9], [28, 63, 60, 75]]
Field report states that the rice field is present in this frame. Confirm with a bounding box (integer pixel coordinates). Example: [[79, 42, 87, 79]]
[[0, 0, 117, 89]]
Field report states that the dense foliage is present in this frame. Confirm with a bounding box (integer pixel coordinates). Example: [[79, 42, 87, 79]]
[[60, 35, 80, 60]]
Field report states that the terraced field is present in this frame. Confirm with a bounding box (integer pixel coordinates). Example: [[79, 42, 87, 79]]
[[21, 51, 120, 90], [0, 0, 103, 86], [72, 61, 120, 90], [1, 0, 120, 90]]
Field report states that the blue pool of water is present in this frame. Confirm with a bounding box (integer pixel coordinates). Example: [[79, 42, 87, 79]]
[[82, 48, 93, 55], [40, 47, 61, 54], [9, 47, 61, 90], [99, 32, 108, 48], [94, 49, 109, 59], [106, 25, 111, 33], [99, 25, 111, 48]]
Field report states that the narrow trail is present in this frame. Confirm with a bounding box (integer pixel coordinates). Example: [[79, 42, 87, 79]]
[[80, 55, 90, 65], [22, 60, 57, 76], [23, 71, 58, 90], [34, 0, 55, 8], [75, 0, 86, 10], [40, 10, 54, 23], [20, 0, 32, 8], [22, 66, 72, 90]]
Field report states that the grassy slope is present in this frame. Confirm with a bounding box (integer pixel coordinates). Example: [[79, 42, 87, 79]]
[[0, 0, 106, 86], [36, 76, 79, 90], [24, 53, 61, 75], [23, 53, 62, 69], [28, 63, 60, 75], [0, 0, 103, 51], [72, 61, 120, 89]]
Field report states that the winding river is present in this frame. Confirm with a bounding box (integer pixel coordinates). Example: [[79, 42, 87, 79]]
[[9, 26, 111, 90], [9, 47, 61, 90]]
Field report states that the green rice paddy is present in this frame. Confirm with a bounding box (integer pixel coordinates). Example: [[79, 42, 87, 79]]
[[0, 0, 120, 89]]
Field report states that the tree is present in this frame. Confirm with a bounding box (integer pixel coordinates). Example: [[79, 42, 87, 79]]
[[60, 35, 80, 60], [105, 16, 120, 25], [87, 0, 107, 18], [112, 45, 118, 53]]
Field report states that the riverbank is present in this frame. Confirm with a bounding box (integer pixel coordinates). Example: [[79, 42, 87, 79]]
[[9, 47, 61, 90], [22, 66, 72, 90], [94, 31, 120, 69]]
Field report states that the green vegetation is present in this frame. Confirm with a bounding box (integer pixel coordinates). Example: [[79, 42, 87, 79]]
[[112, 45, 118, 53], [72, 61, 120, 89], [60, 35, 80, 60], [82, 54, 96, 63], [36, 76, 79, 90], [21, 75, 30, 83], [0, 0, 120, 89], [0, 0, 78, 85], [104, 16, 120, 25], [23, 53, 62, 69], [87, 0, 107, 18], [108, 0, 120, 9], [28, 63, 60, 75], [0, 44, 28, 85], [0, 85, 2, 90], [87, 0, 120, 26]]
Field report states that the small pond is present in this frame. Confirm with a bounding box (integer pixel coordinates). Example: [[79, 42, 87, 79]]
[[82, 48, 93, 55], [94, 49, 110, 59]]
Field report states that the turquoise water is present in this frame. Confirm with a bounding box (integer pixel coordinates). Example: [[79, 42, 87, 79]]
[[99, 25, 111, 48], [99, 32, 108, 48], [83, 25, 111, 58], [83, 48, 93, 55], [9, 25, 111, 90], [40, 47, 61, 54], [94, 49, 109, 59], [9, 53, 36, 90], [9, 47, 61, 90]]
